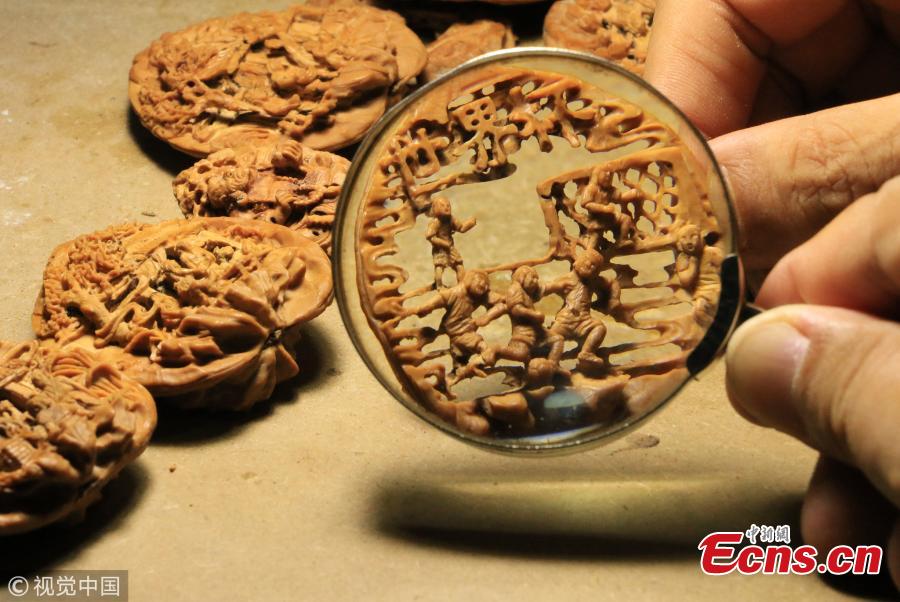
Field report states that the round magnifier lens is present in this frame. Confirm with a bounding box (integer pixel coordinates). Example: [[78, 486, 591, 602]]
[[334, 48, 741, 455]]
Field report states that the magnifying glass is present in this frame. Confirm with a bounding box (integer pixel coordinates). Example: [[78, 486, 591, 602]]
[[334, 48, 751, 455]]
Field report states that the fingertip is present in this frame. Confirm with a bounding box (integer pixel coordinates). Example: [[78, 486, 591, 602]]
[[755, 255, 805, 308], [752, 172, 900, 315], [730, 304, 900, 512], [725, 308, 810, 437], [724, 372, 765, 427]]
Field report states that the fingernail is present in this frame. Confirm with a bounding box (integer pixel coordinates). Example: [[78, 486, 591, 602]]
[[726, 316, 810, 436]]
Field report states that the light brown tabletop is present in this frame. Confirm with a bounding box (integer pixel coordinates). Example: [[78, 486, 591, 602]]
[[0, 1, 866, 600]]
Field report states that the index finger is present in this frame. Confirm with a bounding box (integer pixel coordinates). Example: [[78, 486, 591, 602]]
[[757, 175, 900, 317], [644, 0, 847, 137]]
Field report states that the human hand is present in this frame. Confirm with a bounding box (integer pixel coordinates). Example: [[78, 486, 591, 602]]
[[726, 176, 900, 587], [645, 0, 900, 588], [645, 0, 900, 281]]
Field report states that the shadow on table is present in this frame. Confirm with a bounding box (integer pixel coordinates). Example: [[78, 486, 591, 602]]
[[0, 462, 149, 579], [372, 468, 802, 562], [126, 108, 194, 178], [374, 468, 898, 596], [150, 321, 332, 446], [382, 526, 694, 562]]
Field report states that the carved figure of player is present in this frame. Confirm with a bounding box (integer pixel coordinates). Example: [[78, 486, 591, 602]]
[[410, 270, 503, 384], [694, 244, 724, 328], [482, 265, 546, 367], [544, 249, 620, 374], [426, 195, 476, 285], [673, 224, 703, 290], [581, 167, 636, 248], [671, 223, 724, 328]]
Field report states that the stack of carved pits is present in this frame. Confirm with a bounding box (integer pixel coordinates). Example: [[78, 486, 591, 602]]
[[128, 2, 427, 243], [0, 217, 331, 535]]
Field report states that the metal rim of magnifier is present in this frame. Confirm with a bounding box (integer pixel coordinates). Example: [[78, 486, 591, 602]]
[[333, 47, 746, 456]]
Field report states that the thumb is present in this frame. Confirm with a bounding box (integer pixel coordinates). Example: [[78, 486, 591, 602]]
[[726, 305, 900, 507]]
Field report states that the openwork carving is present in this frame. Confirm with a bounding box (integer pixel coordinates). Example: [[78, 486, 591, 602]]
[[0, 340, 156, 534], [543, 0, 656, 75], [355, 66, 722, 437], [423, 21, 516, 83], [173, 139, 349, 254], [33, 218, 333, 411], [129, 3, 427, 156]]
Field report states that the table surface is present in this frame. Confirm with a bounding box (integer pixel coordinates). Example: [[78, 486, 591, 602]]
[[0, 1, 869, 600]]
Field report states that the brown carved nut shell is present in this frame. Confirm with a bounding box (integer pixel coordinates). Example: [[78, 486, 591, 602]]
[[32, 218, 333, 411], [173, 139, 349, 254], [0, 341, 156, 535], [543, 0, 656, 75], [354, 65, 723, 439], [423, 21, 516, 83], [128, 4, 427, 156]]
